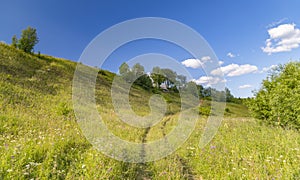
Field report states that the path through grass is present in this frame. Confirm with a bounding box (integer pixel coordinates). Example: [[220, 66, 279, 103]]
[[1, 43, 299, 179]]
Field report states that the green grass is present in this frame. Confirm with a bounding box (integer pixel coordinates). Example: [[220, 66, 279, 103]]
[[0, 43, 299, 179], [224, 102, 251, 117]]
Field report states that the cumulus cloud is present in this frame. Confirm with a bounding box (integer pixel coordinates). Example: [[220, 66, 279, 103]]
[[211, 64, 239, 76], [181, 59, 203, 69], [227, 52, 236, 58], [181, 56, 211, 69], [227, 64, 258, 77], [262, 23, 300, 54], [192, 76, 226, 86], [211, 64, 258, 77], [238, 84, 252, 89], [260, 64, 278, 73]]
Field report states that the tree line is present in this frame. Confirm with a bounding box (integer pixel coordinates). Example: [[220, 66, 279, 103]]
[[119, 62, 237, 102]]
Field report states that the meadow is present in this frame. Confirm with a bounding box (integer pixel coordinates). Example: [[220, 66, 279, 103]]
[[1, 43, 299, 179]]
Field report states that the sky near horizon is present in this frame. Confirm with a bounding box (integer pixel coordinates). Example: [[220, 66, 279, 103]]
[[1, 0, 300, 97]]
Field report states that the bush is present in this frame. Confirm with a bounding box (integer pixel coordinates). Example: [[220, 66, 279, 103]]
[[248, 61, 300, 129], [199, 106, 211, 116], [225, 107, 230, 113]]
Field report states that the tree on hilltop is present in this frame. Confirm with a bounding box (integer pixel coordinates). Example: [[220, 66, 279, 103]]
[[11, 26, 39, 53]]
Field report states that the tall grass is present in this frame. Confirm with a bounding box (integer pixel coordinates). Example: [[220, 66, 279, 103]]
[[1, 43, 299, 179]]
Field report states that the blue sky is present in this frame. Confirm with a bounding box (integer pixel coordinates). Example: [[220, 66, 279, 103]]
[[1, 0, 300, 97]]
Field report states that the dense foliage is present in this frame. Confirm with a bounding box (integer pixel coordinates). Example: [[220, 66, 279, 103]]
[[248, 61, 300, 129]]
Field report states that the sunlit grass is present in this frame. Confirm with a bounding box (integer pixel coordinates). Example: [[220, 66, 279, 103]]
[[1, 43, 299, 179]]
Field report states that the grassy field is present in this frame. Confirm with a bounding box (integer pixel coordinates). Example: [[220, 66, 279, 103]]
[[1, 43, 300, 179]]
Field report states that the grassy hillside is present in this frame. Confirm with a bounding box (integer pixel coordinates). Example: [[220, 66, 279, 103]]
[[1, 43, 300, 179]]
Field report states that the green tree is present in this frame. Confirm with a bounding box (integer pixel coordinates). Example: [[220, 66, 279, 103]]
[[135, 74, 153, 90], [11, 35, 18, 48], [119, 62, 130, 75], [197, 84, 205, 98], [152, 66, 161, 74], [225, 88, 234, 102], [18, 26, 39, 53], [185, 81, 198, 97], [132, 63, 144, 77], [201, 87, 212, 99], [151, 66, 166, 88], [161, 68, 177, 88], [248, 62, 300, 129], [118, 62, 134, 83]]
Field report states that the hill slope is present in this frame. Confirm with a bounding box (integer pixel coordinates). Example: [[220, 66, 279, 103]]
[[1, 43, 299, 179]]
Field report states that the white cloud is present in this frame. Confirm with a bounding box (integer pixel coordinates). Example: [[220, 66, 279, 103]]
[[227, 52, 236, 58], [0, 41, 6, 44], [181, 56, 211, 69], [218, 60, 224, 65], [211, 64, 258, 77], [211, 64, 240, 76], [227, 64, 258, 77], [192, 76, 226, 86], [262, 23, 300, 54], [260, 64, 278, 73], [238, 84, 252, 89], [181, 59, 203, 69], [201, 56, 211, 62]]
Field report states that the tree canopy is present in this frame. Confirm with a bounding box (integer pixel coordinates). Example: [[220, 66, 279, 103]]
[[11, 26, 39, 53], [119, 62, 130, 75], [248, 61, 300, 129]]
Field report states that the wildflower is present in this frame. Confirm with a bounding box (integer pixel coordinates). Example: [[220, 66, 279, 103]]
[[210, 146, 216, 149]]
